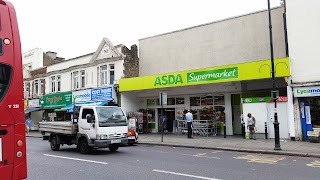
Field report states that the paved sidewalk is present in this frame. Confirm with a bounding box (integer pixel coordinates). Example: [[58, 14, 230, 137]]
[[26, 131, 320, 158]]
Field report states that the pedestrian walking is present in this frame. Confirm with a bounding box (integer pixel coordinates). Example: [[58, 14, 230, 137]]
[[247, 113, 256, 140], [185, 110, 193, 138], [160, 114, 168, 133], [25, 116, 32, 134]]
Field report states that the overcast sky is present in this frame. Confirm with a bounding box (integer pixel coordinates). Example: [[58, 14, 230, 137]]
[[10, 0, 280, 59]]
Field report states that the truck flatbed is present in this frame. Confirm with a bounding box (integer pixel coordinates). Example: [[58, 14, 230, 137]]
[[39, 121, 78, 135]]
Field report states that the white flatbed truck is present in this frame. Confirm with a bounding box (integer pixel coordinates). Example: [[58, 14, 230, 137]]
[[39, 105, 128, 154]]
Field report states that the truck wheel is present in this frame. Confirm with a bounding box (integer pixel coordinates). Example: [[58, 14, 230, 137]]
[[109, 145, 119, 152], [50, 136, 60, 151], [78, 139, 91, 154]]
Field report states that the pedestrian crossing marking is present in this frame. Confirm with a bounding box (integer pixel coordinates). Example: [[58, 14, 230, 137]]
[[307, 160, 320, 168], [234, 154, 286, 164]]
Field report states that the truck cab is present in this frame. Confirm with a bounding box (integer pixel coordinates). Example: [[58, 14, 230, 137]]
[[76, 106, 128, 152]]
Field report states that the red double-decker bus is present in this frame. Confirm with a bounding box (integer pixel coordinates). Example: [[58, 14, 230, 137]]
[[0, 1, 27, 179]]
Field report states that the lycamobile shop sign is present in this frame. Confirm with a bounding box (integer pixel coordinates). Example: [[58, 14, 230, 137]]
[[294, 86, 320, 97], [187, 67, 238, 83]]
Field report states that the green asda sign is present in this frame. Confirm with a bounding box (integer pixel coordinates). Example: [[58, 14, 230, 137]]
[[154, 74, 183, 86], [42, 91, 72, 109], [187, 67, 238, 83], [153, 67, 238, 87]]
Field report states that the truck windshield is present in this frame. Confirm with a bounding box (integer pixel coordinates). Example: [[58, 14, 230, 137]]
[[96, 107, 127, 127]]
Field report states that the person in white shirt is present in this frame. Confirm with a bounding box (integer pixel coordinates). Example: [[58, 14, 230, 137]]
[[247, 113, 256, 140], [185, 110, 193, 138]]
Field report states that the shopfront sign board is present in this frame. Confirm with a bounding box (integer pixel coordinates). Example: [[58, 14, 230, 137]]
[[119, 57, 290, 92], [28, 99, 40, 108], [42, 92, 72, 109], [293, 86, 320, 97], [159, 92, 167, 105]]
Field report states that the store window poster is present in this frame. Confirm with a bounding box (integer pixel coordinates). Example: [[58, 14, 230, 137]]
[[305, 106, 311, 125], [300, 102, 305, 118], [176, 108, 185, 120]]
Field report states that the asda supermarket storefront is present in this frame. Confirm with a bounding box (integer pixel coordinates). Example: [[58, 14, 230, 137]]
[[120, 58, 291, 136]]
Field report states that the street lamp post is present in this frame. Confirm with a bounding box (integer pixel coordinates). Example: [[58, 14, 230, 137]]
[[267, 0, 281, 150]]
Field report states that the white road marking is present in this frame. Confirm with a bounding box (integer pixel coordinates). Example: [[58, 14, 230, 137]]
[[212, 151, 222, 154], [43, 154, 108, 165], [152, 169, 222, 180], [193, 153, 220, 159]]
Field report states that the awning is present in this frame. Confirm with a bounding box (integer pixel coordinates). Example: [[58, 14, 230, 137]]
[[54, 108, 68, 112], [61, 101, 108, 113], [24, 107, 41, 114]]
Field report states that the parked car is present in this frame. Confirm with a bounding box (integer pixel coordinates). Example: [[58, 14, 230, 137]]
[[127, 129, 138, 145]]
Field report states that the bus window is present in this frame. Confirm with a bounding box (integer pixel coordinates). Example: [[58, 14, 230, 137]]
[[0, 63, 11, 102], [0, 38, 3, 55]]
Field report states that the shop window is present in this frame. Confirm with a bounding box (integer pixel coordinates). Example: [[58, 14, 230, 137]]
[[40, 79, 45, 95], [309, 98, 320, 128], [201, 96, 213, 106], [72, 71, 79, 90], [109, 64, 115, 85], [190, 97, 200, 106], [100, 65, 107, 86], [214, 95, 225, 105], [80, 70, 85, 88], [24, 82, 31, 97], [33, 79, 39, 95], [50, 76, 56, 93], [214, 106, 225, 122], [56, 112, 65, 121], [176, 97, 185, 105], [51, 75, 61, 93], [57, 75, 61, 92], [147, 99, 156, 106], [167, 98, 175, 105]]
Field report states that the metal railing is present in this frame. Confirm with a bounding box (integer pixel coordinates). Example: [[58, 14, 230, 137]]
[[176, 119, 219, 137]]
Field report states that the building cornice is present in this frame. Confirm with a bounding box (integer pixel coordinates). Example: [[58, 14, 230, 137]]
[[24, 56, 123, 80]]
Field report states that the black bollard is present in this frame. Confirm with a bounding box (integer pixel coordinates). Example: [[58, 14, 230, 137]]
[[265, 122, 268, 140], [224, 123, 226, 138], [242, 123, 245, 139]]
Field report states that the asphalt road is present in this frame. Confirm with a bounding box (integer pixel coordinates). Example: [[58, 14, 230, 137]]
[[26, 137, 320, 180]]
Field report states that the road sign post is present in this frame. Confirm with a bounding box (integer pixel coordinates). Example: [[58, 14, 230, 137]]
[[160, 92, 167, 142]]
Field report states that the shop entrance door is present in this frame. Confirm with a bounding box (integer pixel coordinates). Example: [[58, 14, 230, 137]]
[[158, 108, 175, 133], [232, 94, 242, 135]]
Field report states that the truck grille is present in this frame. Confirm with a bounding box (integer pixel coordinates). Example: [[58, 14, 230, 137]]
[[108, 134, 122, 139]]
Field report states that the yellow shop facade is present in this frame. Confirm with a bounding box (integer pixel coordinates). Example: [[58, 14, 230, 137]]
[[120, 58, 291, 138]]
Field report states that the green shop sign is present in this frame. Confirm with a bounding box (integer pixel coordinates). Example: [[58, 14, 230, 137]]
[[42, 91, 72, 109], [154, 74, 183, 86], [242, 97, 267, 103], [242, 96, 288, 103], [153, 67, 238, 87], [147, 99, 156, 106], [187, 67, 238, 83]]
